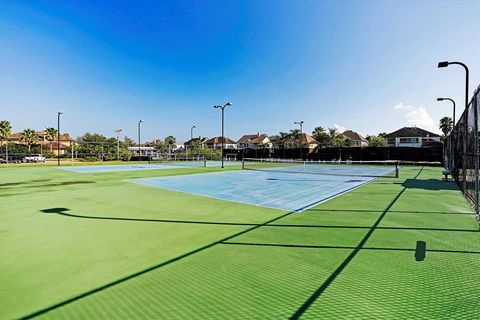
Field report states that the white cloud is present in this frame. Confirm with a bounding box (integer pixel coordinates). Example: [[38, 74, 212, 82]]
[[393, 102, 413, 110], [333, 123, 347, 133], [394, 102, 440, 133]]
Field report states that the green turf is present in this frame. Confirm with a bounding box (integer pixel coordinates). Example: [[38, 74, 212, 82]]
[[0, 165, 478, 319]]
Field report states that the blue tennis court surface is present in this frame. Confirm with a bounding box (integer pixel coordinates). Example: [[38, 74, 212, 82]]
[[59, 161, 238, 173], [127, 169, 388, 212]]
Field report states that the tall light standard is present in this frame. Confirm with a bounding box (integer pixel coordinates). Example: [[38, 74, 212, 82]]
[[57, 112, 63, 166], [191, 125, 197, 140], [437, 97, 456, 127], [213, 102, 232, 168], [138, 120, 143, 163], [437, 97, 456, 166], [294, 121, 304, 135], [114, 129, 122, 161], [294, 121, 304, 154], [438, 61, 470, 193]]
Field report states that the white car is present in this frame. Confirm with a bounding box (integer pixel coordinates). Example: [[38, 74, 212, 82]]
[[24, 154, 46, 163]]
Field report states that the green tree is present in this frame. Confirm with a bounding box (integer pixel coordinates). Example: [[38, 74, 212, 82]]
[[21, 129, 39, 151], [0, 120, 12, 145], [269, 135, 282, 148], [164, 135, 176, 149], [312, 127, 329, 147], [327, 128, 344, 147], [366, 135, 387, 147], [44, 127, 58, 152], [439, 117, 453, 137]]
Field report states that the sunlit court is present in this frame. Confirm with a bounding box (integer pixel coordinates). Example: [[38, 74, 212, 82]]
[[1, 162, 479, 319], [1, 0, 479, 319]]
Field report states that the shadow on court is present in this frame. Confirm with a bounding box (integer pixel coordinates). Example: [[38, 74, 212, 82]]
[[39, 208, 480, 233], [402, 179, 459, 191]]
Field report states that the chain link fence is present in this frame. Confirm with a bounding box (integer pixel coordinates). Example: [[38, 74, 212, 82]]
[[444, 85, 480, 217]]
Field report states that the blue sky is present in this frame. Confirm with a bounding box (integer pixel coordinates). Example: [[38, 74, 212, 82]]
[[1, 0, 479, 142]]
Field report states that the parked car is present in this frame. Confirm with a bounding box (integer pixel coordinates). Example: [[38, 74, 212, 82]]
[[24, 154, 46, 163], [0, 155, 25, 164]]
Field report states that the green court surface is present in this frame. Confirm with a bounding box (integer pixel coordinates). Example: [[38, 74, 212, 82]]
[[0, 165, 479, 319]]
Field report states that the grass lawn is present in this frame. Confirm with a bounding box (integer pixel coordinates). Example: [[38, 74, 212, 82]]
[[0, 164, 479, 319]]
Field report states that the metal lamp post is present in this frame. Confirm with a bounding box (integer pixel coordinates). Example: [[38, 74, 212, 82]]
[[114, 129, 122, 161], [294, 121, 304, 136], [438, 61, 470, 194], [57, 112, 63, 166], [437, 97, 456, 166], [213, 102, 232, 168], [191, 125, 197, 140], [138, 120, 143, 163]]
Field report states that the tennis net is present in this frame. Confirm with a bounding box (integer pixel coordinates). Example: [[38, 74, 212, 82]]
[[149, 156, 207, 167], [242, 158, 399, 178]]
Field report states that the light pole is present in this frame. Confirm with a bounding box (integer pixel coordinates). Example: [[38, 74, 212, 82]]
[[138, 120, 143, 163], [294, 121, 304, 136], [437, 97, 456, 167], [438, 61, 470, 193], [294, 121, 304, 153], [213, 102, 232, 168], [437, 97, 456, 127], [57, 112, 63, 166], [191, 125, 197, 140], [114, 129, 122, 161]]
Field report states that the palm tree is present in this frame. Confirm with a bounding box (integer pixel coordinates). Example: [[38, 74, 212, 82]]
[[21, 129, 39, 151], [439, 117, 453, 137], [0, 120, 12, 145], [312, 126, 329, 147], [44, 127, 57, 152], [289, 129, 302, 146]]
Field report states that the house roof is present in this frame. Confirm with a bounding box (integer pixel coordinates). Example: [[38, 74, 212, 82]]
[[184, 137, 208, 145], [385, 127, 441, 138], [284, 133, 318, 144], [338, 130, 367, 142], [204, 136, 236, 144], [237, 134, 269, 144], [8, 132, 73, 142]]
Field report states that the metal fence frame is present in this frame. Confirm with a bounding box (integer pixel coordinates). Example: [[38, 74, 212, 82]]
[[444, 85, 480, 218]]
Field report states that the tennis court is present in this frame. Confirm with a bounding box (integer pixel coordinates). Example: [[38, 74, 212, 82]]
[[1, 164, 479, 319], [59, 160, 237, 173], [128, 171, 382, 212]]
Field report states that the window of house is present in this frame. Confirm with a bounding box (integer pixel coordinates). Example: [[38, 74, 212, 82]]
[[399, 137, 419, 144]]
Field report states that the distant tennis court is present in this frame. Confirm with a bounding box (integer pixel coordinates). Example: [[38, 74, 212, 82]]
[[59, 160, 237, 173], [128, 160, 397, 211]]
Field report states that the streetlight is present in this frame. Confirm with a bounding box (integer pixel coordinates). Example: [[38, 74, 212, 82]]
[[436, 98, 456, 129], [57, 112, 63, 166], [114, 129, 122, 161], [438, 60, 469, 192], [213, 102, 232, 168], [294, 121, 304, 135], [294, 121, 304, 152], [138, 120, 143, 163], [437, 97, 456, 166], [191, 125, 197, 140]]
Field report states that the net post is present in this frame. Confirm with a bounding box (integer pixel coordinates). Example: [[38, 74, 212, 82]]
[[242, 157, 245, 170], [203, 156, 207, 168], [395, 161, 399, 178]]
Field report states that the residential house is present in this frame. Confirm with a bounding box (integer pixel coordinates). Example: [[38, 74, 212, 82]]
[[184, 137, 208, 149], [7, 131, 74, 155], [337, 130, 369, 147], [283, 133, 319, 149], [237, 133, 272, 149], [128, 146, 158, 157], [385, 127, 441, 148], [204, 136, 237, 150]]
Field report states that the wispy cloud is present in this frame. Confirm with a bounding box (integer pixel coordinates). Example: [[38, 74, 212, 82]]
[[333, 123, 347, 133], [393, 102, 413, 110], [394, 103, 440, 133]]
